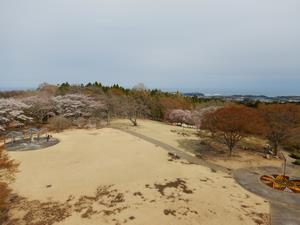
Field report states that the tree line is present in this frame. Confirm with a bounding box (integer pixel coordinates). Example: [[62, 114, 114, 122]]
[[201, 104, 300, 156], [0, 82, 299, 156], [0, 82, 223, 131]]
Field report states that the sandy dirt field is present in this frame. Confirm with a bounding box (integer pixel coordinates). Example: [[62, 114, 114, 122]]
[[7, 128, 269, 225]]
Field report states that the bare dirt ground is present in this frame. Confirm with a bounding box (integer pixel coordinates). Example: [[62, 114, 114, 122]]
[[6, 127, 269, 225]]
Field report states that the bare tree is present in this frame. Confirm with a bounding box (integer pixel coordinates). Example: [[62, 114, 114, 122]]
[[99, 94, 121, 125], [259, 104, 300, 155], [37, 83, 58, 96], [201, 105, 264, 156], [48, 116, 72, 132], [125, 96, 149, 126], [191, 105, 221, 129]]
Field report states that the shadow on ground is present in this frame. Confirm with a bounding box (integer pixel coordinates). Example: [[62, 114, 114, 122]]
[[177, 139, 227, 158]]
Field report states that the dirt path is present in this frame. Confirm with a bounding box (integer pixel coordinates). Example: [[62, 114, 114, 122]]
[[112, 126, 230, 174]]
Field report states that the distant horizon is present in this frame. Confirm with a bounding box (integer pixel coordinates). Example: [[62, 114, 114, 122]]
[[0, 82, 299, 97]]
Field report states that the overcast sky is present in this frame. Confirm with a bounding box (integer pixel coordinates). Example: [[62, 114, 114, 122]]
[[1, 0, 299, 96]]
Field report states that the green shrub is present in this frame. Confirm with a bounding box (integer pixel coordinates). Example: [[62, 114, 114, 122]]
[[292, 159, 300, 165], [289, 152, 300, 159]]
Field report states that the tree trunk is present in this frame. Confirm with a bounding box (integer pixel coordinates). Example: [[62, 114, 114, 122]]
[[106, 111, 110, 125], [129, 116, 137, 126], [273, 143, 279, 156], [229, 146, 233, 157], [131, 118, 137, 126]]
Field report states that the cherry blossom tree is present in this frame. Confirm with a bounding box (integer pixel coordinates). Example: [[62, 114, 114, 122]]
[[168, 109, 193, 125], [132, 83, 147, 91], [52, 94, 106, 119], [22, 95, 55, 123], [0, 98, 32, 132]]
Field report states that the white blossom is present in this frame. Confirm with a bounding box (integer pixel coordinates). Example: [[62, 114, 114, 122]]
[[168, 109, 193, 125], [52, 94, 105, 118], [0, 98, 32, 131]]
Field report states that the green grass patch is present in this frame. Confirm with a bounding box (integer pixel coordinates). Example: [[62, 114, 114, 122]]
[[289, 152, 300, 159], [292, 159, 300, 165]]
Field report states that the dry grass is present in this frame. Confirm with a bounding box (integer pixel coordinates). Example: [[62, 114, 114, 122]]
[[283, 127, 300, 152], [6, 127, 269, 225], [112, 119, 282, 170], [0, 145, 19, 223]]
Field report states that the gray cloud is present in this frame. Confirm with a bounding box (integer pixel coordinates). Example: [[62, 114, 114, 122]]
[[1, 0, 300, 95]]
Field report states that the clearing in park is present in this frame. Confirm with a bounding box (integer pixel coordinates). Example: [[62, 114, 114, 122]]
[[5, 121, 270, 225]]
